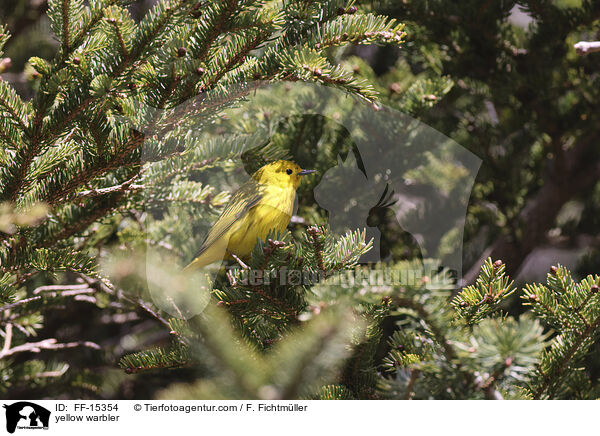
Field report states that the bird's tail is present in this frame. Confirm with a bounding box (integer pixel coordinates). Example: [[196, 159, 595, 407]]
[[183, 256, 206, 272], [144, 251, 214, 319], [183, 240, 228, 272]]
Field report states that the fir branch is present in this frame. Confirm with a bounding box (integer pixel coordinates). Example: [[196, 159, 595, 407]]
[[86, 123, 106, 159], [44, 96, 95, 140], [66, 0, 122, 64], [37, 192, 128, 249], [195, 0, 240, 62], [309, 13, 405, 49], [520, 271, 600, 398], [17, 1, 192, 191], [393, 296, 459, 363], [0, 81, 28, 132], [0, 296, 44, 313], [206, 30, 272, 89], [0, 25, 9, 56], [271, 47, 379, 102], [0, 121, 21, 149], [227, 8, 284, 33], [174, 0, 249, 102], [452, 258, 515, 326], [532, 312, 600, 399], [44, 131, 145, 206], [1, 111, 58, 203], [1, 246, 97, 276], [134, 0, 195, 60], [119, 345, 191, 373]]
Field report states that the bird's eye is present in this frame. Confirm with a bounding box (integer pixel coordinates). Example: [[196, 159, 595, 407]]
[[286, 169, 293, 175]]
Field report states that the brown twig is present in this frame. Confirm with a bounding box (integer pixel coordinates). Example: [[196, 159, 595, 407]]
[[0, 287, 96, 319], [0, 338, 100, 359], [0, 296, 43, 313], [476, 358, 509, 400], [393, 297, 457, 361], [76, 273, 189, 345], [1, 323, 12, 355], [109, 19, 128, 59], [61, 0, 71, 51], [32, 284, 91, 295], [404, 368, 420, 400], [69, 178, 144, 201], [229, 251, 249, 270], [574, 41, 600, 55], [307, 226, 325, 272]]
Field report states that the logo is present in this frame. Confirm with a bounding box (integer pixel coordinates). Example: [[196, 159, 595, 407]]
[[3, 402, 50, 434]]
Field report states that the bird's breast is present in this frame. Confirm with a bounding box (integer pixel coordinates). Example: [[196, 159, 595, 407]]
[[226, 186, 296, 257], [253, 186, 295, 232], [260, 186, 296, 216]]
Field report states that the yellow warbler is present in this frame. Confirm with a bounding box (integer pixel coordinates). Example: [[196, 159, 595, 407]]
[[184, 160, 315, 270]]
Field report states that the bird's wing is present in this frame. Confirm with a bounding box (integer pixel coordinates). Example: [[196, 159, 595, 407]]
[[191, 178, 263, 260]]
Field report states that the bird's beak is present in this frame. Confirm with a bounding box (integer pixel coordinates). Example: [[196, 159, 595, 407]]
[[298, 169, 316, 175]]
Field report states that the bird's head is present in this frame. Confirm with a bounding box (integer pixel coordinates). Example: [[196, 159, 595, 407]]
[[252, 160, 315, 190]]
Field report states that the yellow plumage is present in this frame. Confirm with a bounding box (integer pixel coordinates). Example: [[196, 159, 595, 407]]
[[184, 160, 314, 270]]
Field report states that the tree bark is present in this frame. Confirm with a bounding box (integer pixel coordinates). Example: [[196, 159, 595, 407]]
[[464, 136, 600, 284]]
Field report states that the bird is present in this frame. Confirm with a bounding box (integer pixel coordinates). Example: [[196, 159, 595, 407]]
[[184, 160, 315, 271]]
